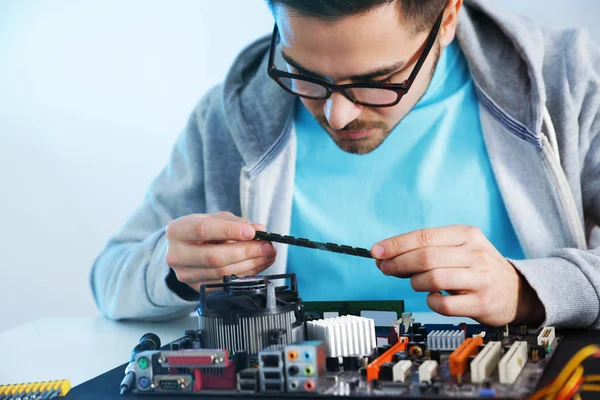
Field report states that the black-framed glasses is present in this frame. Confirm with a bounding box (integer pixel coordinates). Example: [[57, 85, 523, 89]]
[[267, 8, 445, 108]]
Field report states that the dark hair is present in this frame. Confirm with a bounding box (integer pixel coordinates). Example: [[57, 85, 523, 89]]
[[266, 0, 447, 32]]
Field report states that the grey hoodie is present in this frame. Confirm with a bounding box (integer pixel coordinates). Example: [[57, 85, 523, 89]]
[[90, 0, 600, 329]]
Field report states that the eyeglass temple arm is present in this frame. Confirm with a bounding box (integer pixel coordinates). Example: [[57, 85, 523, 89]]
[[404, 10, 445, 89]]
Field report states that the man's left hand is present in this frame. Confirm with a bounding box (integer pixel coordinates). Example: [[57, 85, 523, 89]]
[[371, 225, 545, 326]]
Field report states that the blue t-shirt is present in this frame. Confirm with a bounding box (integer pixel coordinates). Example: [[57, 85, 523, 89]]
[[287, 40, 525, 312]]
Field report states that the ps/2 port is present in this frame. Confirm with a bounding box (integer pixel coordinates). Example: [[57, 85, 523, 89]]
[[287, 350, 299, 361], [138, 377, 150, 390], [137, 357, 149, 370]]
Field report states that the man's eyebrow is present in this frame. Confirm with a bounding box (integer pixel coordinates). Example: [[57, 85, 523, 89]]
[[281, 51, 407, 82]]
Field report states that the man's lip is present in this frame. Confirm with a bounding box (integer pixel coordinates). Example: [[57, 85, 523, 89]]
[[332, 128, 373, 139]]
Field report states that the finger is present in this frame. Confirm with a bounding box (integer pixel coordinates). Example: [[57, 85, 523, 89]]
[[379, 247, 473, 277], [173, 255, 277, 286], [213, 211, 251, 224], [426, 291, 481, 318], [250, 223, 267, 232], [167, 215, 257, 243], [167, 240, 276, 268], [204, 224, 267, 245], [372, 225, 482, 259], [410, 268, 478, 292]]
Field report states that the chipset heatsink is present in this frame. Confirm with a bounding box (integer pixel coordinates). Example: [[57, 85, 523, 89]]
[[306, 315, 376, 358]]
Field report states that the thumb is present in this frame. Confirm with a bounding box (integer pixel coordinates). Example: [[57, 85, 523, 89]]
[[251, 223, 267, 232]]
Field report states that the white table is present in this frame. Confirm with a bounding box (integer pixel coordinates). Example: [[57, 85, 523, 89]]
[[0, 315, 198, 387], [0, 313, 476, 388]]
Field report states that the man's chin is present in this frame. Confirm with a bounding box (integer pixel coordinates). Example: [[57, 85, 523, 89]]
[[327, 130, 387, 155]]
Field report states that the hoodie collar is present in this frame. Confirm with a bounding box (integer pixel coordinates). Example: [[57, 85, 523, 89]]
[[458, 0, 546, 139], [222, 0, 547, 169], [222, 35, 296, 169]]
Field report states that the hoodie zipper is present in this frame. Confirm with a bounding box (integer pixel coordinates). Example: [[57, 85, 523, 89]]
[[239, 113, 294, 220], [540, 135, 588, 250], [476, 82, 587, 251]]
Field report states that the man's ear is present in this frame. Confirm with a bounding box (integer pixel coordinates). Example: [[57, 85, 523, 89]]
[[439, 0, 462, 47]]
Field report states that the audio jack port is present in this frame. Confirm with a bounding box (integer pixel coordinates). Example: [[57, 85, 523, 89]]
[[304, 380, 316, 391], [304, 365, 315, 376], [288, 350, 299, 361]]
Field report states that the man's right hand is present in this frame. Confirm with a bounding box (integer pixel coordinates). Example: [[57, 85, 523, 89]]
[[165, 212, 277, 292]]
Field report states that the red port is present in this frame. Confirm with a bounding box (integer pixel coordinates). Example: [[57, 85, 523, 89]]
[[202, 365, 236, 390], [167, 356, 214, 366], [193, 369, 203, 392], [304, 380, 316, 391]]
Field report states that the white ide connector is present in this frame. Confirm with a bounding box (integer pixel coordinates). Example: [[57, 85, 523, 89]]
[[418, 360, 438, 383], [470, 341, 501, 383], [498, 341, 528, 384], [392, 360, 412, 383], [537, 327, 555, 350], [306, 315, 376, 357]]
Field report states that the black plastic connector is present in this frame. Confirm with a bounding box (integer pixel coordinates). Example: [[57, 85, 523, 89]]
[[254, 231, 373, 258]]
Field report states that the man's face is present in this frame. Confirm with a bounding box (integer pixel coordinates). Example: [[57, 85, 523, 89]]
[[276, 3, 452, 154]]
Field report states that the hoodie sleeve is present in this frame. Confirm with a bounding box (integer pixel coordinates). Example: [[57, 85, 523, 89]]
[[510, 30, 600, 330], [89, 90, 217, 321]]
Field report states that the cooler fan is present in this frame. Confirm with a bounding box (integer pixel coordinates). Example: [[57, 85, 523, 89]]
[[197, 274, 305, 354]]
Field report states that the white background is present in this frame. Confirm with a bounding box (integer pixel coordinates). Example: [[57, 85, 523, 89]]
[[1, 0, 599, 333]]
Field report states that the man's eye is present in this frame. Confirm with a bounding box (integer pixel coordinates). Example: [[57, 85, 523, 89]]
[[370, 77, 393, 84], [289, 66, 322, 80]]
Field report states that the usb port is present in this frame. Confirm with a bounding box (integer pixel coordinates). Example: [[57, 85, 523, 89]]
[[263, 371, 281, 380]]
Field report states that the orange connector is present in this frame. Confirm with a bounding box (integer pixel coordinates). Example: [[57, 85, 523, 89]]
[[449, 336, 484, 376], [366, 337, 409, 381]]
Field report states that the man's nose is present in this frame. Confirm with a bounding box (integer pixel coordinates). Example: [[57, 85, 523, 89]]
[[324, 92, 362, 130]]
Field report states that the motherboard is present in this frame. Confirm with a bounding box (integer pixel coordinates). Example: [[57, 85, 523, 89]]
[[122, 273, 560, 398]]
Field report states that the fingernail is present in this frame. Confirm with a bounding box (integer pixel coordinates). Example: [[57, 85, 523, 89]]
[[260, 242, 275, 255], [242, 226, 255, 240], [267, 254, 277, 261], [373, 245, 385, 258]]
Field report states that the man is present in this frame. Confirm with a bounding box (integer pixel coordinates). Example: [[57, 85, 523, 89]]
[[91, 0, 600, 329]]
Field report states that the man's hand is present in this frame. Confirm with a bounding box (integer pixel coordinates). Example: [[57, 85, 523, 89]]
[[165, 212, 277, 292], [371, 225, 545, 326]]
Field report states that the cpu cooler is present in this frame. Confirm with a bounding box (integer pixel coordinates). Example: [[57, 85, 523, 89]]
[[197, 274, 305, 354]]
